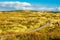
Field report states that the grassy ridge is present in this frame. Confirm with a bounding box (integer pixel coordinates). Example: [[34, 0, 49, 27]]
[[0, 10, 60, 40]]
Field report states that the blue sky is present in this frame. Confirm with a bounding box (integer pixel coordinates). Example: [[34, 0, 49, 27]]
[[0, 0, 59, 6], [0, 0, 60, 11]]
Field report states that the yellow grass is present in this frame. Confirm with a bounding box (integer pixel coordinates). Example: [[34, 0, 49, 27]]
[[0, 10, 60, 40]]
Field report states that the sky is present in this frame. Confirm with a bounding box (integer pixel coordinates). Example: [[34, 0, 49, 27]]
[[0, 0, 60, 11]]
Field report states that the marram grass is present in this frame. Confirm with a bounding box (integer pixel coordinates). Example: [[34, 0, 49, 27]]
[[0, 10, 60, 40]]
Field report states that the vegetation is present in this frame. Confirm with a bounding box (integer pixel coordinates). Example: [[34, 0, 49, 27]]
[[0, 10, 60, 40]]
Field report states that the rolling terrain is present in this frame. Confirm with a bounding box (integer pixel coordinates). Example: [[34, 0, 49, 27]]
[[0, 10, 60, 40]]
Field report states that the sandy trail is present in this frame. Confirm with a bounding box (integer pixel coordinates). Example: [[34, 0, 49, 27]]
[[28, 21, 53, 32]]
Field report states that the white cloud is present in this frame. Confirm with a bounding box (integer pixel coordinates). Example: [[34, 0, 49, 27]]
[[0, 1, 57, 11], [0, 2, 31, 6], [39, 7, 55, 11], [0, 1, 32, 10], [57, 7, 60, 11]]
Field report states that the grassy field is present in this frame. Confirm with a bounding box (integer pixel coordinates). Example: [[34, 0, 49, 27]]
[[0, 10, 60, 40]]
